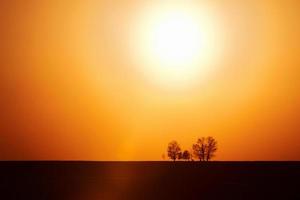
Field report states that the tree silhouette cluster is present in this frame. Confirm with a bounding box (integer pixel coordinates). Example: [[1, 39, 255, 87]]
[[167, 137, 217, 161]]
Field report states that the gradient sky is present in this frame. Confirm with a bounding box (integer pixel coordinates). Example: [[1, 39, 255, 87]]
[[1, 0, 300, 160]]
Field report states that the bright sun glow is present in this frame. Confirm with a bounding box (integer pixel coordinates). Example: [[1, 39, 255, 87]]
[[133, 3, 222, 89], [150, 11, 202, 67]]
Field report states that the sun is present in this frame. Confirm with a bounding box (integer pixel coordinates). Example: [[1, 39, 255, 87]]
[[132, 3, 222, 89], [150, 11, 202, 68]]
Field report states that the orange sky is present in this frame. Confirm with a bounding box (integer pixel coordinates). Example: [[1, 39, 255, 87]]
[[1, 0, 300, 160]]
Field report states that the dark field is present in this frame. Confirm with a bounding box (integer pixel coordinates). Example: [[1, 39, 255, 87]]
[[0, 161, 299, 200]]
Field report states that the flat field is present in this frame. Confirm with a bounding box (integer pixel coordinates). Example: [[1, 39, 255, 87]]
[[0, 161, 299, 200]]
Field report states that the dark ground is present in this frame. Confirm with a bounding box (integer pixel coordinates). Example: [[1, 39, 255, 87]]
[[0, 161, 299, 200]]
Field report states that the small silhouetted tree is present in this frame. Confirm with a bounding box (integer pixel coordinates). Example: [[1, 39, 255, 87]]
[[182, 150, 191, 161], [167, 141, 181, 161]]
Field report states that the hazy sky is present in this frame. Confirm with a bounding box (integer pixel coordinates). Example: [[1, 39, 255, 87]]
[[1, 0, 300, 160]]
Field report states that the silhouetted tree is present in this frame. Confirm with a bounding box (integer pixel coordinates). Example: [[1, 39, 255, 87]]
[[192, 137, 207, 161], [182, 150, 191, 161], [206, 136, 217, 161], [192, 137, 218, 161], [167, 141, 181, 161]]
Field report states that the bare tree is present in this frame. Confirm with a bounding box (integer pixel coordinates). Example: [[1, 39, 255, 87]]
[[206, 136, 217, 161], [192, 137, 207, 161], [167, 141, 181, 161], [192, 137, 218, 161], [182, 150, 191, 161]]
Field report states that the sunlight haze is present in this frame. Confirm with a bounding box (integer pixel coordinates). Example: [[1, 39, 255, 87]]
[[1, 0, 300, 161]]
